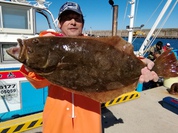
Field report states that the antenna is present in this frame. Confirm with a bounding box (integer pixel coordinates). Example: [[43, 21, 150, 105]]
[[36, 0, 46, 8], [34, 0, 51, 9], [36, 0, 45, 5]]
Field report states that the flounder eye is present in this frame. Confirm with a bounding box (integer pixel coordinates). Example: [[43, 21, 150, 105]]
[[32, 38, 39, 44]]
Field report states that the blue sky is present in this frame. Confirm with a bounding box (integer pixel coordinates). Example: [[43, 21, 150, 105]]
[[42, 0, 178, 31]]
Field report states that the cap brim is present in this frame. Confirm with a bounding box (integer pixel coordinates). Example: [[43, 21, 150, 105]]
[[58, 9, 83, 19]]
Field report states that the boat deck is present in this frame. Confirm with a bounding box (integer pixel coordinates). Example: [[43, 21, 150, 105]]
[[102, 86, 178, 133], [22, 86, 178, 133]]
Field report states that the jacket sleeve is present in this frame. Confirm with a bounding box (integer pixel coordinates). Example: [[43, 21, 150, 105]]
[[20, 65, 50, 89]]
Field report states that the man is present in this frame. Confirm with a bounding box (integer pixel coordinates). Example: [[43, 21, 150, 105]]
[[20, 2, 158, 133], [147, 41, 164, 61], [163, 43, 171, 52]]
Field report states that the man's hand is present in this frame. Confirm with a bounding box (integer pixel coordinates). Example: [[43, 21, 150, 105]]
[[139, 58, 159, 83]]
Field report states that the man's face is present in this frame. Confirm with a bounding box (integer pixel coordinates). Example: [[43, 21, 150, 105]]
[[58, 11, 84, 36], [156, 45, 161, 50]]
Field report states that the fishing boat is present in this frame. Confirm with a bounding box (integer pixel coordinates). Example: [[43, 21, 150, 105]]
[[125, 0, 177, 55], [0, 0, 58, 122], [125, 0, 178, 91]]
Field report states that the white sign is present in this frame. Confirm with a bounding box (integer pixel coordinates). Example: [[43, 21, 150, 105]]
[[0, 83, 18, 96], [0, 80, 21, 113]]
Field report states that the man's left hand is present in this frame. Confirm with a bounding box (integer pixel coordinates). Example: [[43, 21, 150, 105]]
[[139, 58, 159, 83]]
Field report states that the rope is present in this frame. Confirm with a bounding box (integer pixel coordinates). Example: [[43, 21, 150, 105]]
[[120, 0, 129, 33], [137, 0, 164, 48], [159, 0, 177, 31], [143, 0, 178, 56], [131, 0, 139, 44], [144, 0, 164, 27], [142, 0, 170, 56], [134, 0, 139, 27]]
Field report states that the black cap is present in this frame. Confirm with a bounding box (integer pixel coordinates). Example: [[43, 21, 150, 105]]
[[58, 2, 83, 19], [156, 41, 163, 47]]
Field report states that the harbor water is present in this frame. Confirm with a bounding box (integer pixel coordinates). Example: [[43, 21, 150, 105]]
[[123, 37, 178, 51]]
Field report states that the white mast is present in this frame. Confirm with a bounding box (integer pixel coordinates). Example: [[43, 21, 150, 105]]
[[138, 0, 172, 56], [128, 0, 135, 43]]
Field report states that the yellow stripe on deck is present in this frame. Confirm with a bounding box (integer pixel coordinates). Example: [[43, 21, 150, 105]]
[[0, 112, 42, 133], [101, 91, 140, 108]]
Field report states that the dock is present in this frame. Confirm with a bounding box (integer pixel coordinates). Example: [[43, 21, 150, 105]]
[[2, 86, 178, 133], [102, 86, 178, 133]]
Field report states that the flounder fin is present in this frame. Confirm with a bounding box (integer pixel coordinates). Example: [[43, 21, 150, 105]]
[[153, 50, 178, 78], [78, 81, 138, 103], [93, 36, 134, 55]]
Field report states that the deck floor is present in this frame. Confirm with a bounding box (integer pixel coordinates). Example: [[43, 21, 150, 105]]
[[23, 86, 178, 133]]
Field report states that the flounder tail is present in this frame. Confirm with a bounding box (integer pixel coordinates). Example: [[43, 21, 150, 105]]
[[153, 50, 178, 78]]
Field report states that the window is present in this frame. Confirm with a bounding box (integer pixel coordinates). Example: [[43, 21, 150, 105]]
[[2, 8, 28, 29], [36, 12, 51, 33], [0, 3, 34, 34]]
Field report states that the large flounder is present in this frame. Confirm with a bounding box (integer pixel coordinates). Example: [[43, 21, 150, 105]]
[[6, 36, 178, 102]]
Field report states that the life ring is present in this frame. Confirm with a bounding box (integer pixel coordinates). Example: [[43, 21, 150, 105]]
[[163, 77, 178, 88], [169, 83, 178, 95]]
